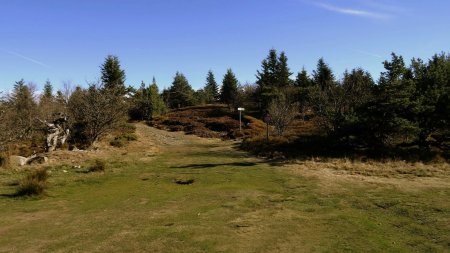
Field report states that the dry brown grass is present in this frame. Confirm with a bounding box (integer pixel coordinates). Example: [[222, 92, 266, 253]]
[[150, 104, 266, 139], [287, 157, 450, 179]]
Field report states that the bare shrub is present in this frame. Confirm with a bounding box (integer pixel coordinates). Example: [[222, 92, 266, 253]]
[[268, 95, 299, 136], [68, 84, 127, 146]]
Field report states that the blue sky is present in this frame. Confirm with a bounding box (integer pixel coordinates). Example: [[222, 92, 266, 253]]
[[1, 0, 449, 92]]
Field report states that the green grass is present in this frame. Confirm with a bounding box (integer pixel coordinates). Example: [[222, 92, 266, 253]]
[[0, 127, 449, 252]]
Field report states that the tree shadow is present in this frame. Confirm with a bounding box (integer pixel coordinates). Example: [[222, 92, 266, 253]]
[[0, 193, 18, 198], [172, 162, 257, 169]]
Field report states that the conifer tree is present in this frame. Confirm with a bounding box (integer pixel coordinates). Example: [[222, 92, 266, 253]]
[[295, 68, 313, 88], [277, 52, 293, 87], [204, 70, 219, 103], [42, 79, 53, 100], [8, 79, 37, 140], [220, 69, 239, 109], [167, 72, 194, 108], [313, 58, 335, 90], [148, 78, 166, 117], [256, 49, 280, 110], [100, 55, 126, 94], [364, 53, 419, 146], [295, 68, 313, 119]]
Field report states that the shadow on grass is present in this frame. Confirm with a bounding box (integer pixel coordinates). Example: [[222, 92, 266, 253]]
[[0, 193, 18, 198], [172, 162, 257, 169]]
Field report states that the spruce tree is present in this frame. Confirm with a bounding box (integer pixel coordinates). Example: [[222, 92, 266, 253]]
[[313, 58, 335, 90], [204, 70, 219, 103], [8, 79, 37, 140], [365, 53, 419, 146], [100, 55, 126, 94], [295, 68, 313, 88], [42, 79, 53, 100], [220, 69, 239, 109], [295, 68, 313, 119], [256, 49, 280, 110], [277, 52, 293, 87], [148, 78, 166, 117], [168, 72, 194, 108]]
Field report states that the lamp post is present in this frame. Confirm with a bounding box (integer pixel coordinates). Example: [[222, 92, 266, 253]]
[[237, 107, 245, 132]]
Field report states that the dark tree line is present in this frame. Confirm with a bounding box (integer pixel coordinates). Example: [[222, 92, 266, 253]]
[[251, 50, 449, 152]]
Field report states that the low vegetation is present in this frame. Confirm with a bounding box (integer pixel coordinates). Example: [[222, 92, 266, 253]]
[[16, 168, 49, 196], [110, 123, 138, 147], [0, 125, 448, 252], [88, 159, 107, 173], [150, 105, 265, 139]]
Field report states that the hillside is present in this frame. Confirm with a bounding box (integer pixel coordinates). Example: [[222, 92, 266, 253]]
[[150, 104, 266, 140]]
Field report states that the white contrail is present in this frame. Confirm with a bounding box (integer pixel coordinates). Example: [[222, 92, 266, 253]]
[[315, 2, 392, 20], [1, 49, 51, 69]]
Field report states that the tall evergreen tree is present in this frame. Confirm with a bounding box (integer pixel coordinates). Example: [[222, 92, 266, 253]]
[[100, 55, 126, 94], [8, 79, 37, 140], [256, 49, 281, 110], [295, 68, 313, 88], [416, 53, 450, 148], [220, 69, 239, 109], [42, 79, 53, 100], [277, 52, 293, 87], [148, 78, 166, 117], [294, 68, 313, 119], [167, 72, 194, 108], [364, 53, 419, 146], [313, 58, 335, 91], [204, 70, 219, 103]]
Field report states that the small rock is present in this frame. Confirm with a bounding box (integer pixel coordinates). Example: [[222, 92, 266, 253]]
[[10, 156, 28, 166]]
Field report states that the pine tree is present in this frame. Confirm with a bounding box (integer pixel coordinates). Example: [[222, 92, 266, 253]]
[[42, 79, 53, 100], [313, 58, 335, 91], [364, 53, 419, 146], [204, 70, 219, 103], [256, 49, 280, 110], [416, 53, 450, 148], [167, 72, 194, 108], [294, 68, 313, 119], [148, 78, 166, 117], [8, 79, 37, 140], [39, 79, 58, 120], [295, 68, 313, 88], [220, 69, 239, 109], [277, 52, 293, 87], [100, 55, 126, 94]]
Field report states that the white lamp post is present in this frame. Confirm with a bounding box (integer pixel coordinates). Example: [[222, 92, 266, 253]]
[[237, 107, 245, 132]]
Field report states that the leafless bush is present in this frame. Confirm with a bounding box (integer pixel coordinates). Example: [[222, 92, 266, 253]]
[[68, 84, 127, 146], [268, 94, 299, 136]]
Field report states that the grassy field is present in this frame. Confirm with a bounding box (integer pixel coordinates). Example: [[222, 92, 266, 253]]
[[0, 124, 449, 252]]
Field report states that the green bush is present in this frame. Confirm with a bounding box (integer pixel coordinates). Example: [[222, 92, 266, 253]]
[[16, 168, 49, 196]]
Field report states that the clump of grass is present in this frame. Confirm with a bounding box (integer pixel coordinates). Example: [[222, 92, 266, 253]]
[[88, 159, 107, 173], [0, 153, 8, 168], [16, 168, 49, 196], [110, 133, 138, 147]]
